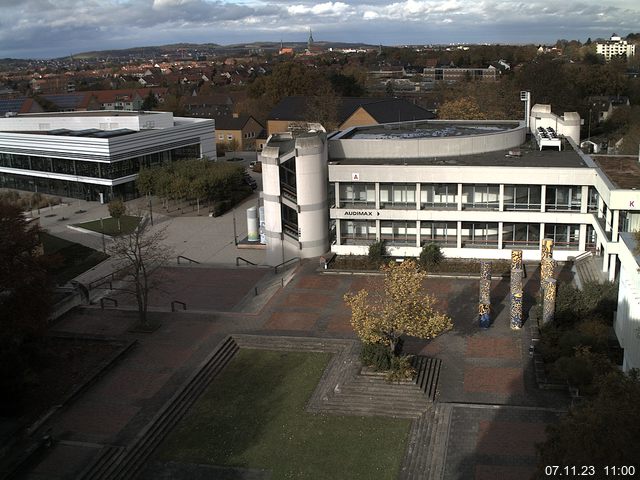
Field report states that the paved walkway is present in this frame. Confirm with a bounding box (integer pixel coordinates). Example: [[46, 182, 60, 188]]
[[14, 199, 570, 479]]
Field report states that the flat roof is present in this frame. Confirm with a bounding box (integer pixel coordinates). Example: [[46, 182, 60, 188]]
[[329, 139, 588, 168], [593, 156, 640, 189], [342, 121, 520, 140], [13, 110, 154, 118]]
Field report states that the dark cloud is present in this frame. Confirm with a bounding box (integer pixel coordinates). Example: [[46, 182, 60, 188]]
[[0, 0, 639, 58]]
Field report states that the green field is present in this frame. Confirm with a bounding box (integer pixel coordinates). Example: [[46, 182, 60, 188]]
[[158, 349, 410, 480], [73, 215, 141, 235], [40, 232, 108, 284]]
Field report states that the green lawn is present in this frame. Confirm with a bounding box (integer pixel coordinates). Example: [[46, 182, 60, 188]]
[[73, 215, 141, 236], [158, 349, 410, 480], [40, 232, 108, 284]]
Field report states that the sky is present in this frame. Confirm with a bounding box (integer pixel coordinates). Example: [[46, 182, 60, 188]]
[[1, 0, 639, 59]]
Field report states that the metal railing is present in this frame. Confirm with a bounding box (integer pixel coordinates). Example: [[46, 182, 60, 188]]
[[171, 300, 187, 312], [274, 256, 300, 274], [177, 255, 200, 265], [236, 256, 257, 266], [100, 297, 118, 309]]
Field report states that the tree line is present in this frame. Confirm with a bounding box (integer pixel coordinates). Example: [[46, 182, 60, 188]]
[[136, 159, 251, 215]]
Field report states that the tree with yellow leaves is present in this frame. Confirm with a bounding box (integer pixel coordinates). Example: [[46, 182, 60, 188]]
[[344, 259, 453, 356]]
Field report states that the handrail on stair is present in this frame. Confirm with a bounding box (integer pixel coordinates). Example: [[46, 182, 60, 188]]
[[574, 251, 593, 262], [236, 256, 257, 266], [100, 297, 118, 309], [177, 255, 200, 265], [274, 257, 300, 274]]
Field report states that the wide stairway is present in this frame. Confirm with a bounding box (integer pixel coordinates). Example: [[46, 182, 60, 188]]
[[574, 252, 605, 285]]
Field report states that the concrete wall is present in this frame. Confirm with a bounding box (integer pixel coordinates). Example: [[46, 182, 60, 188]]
[[0, 111, 175, 131], [615, 233, 640, 371], [530, 104, 581, 145], [329, 123, 526, 159], [295, 133, 329, 258]]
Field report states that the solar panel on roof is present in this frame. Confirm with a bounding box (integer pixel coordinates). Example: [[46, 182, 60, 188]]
[[42, 94, 83, 110], [68, 129, 102, 137], [0, 98, 27, 116], [48, 128, 72, 135], [90, 129, 136, 138]]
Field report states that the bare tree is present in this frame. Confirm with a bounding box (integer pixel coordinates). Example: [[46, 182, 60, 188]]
[[108, 216, 173, 328]]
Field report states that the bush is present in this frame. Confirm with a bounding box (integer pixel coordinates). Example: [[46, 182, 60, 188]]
[[385, 355, 416, 383], [551, 355, 594, 388], [360, 342, 392, 371], [419, 243, 444, 269], [367, 240, 386, 266]]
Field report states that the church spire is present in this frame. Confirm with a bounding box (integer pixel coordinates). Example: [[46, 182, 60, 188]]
[[308, 29, 314, 50]]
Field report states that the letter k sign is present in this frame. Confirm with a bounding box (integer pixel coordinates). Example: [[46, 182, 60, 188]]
[[630, 200, 635, 208]]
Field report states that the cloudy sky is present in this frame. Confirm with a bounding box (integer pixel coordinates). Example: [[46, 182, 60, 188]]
[[1, 0, 639, 59]]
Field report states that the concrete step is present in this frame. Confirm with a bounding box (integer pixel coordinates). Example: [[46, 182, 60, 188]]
[[400, 410, 435, 480], [91, 336, 240, 480]]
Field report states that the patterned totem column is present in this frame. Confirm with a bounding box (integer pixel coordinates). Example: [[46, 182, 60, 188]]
[[540, 238, 554, 291], [542, 278, 557, 324], [510, 267, 524, 329], [540, 258, 557, 291], [511, 249, 523, 271], [479, 261, 492, 328]]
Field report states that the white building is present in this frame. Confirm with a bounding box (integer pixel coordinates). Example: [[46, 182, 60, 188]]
[[0, 111, 215, 202], [615, 233, 640, 371], [596, 34, 636, 61], [260, 104, 639, 272]]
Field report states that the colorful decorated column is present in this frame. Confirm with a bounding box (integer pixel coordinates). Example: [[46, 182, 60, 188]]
[[541, 237, 553, 261], [542, 278, 557, 324], [479, 261, 492, 328], [510, 267, 524, 329], [511, 249, 523, 271], [541, 258, 557, 291]]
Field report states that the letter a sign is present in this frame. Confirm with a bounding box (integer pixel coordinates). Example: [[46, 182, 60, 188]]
[[352, 172, 360, 181]]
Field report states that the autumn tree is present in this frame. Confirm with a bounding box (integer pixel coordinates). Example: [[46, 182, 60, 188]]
[[0, 202, 51, 413], [107, 216, 173, 328], [108, 198, 126, 232], [437, 96, 486, 120], [344, 259, 452, 355]]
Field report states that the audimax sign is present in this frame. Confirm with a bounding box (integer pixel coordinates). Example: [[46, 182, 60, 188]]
[[344, 211, 380, 216]]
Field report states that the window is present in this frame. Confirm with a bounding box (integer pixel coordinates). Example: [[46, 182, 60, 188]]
[[379, 183, 416, 209], [503, 185, 541, 211], [340, 220, 377, 245], [380, 221, 416, 245], [462, 185, 499, 210], [585, 224, 597, 250], [420, 222, 457, 246], [421, 183, 457, 209], [461, 222, 499, 247], [587, 187, 599, 213], [339, 183, 375, 208], [503, 223, 540, 248], [282, 205, 298, 240], [545, 186, 581, 211], [544, 224, 580, 249]]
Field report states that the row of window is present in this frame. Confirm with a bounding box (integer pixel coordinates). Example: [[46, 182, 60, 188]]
[[336, 183, 598, 212], [0, 145, 200, 180], [339, 220, 591, 249]]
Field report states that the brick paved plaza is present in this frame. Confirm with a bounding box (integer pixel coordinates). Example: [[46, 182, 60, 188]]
[[17, 260, 568, 479]]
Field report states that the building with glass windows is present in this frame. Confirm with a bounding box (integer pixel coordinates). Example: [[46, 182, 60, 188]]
[[259, 105, 640, 285], [0, 111, 215, 202]]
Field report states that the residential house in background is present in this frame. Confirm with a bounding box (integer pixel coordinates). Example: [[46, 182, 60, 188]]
[[266, 96, 435, 136], [216, 113, 263, 151]]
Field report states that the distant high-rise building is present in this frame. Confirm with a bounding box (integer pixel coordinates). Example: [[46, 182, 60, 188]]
[[596, 34, 636, 61]]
